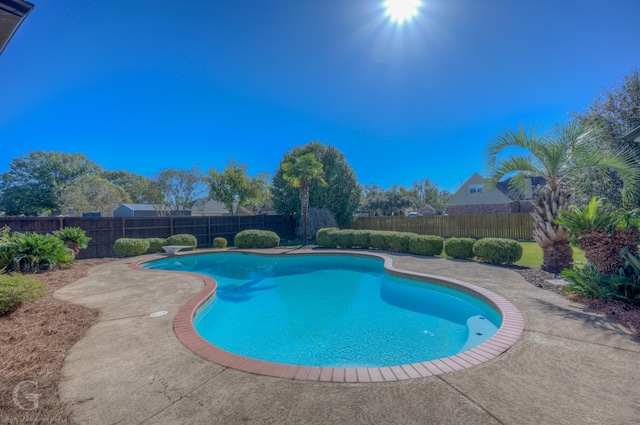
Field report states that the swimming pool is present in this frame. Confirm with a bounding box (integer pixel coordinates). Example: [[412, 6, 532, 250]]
[[142, 252, 521, 374]]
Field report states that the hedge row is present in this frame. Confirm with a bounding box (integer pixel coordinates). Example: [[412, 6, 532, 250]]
[[316, 228, 523, 264], [113, 233, 198, 257]]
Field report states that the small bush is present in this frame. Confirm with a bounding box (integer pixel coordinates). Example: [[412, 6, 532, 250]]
[[316, 228, 340, 248], [0, 273, 45, 315], [145, 238, 167, 253], [165, 234, 198, 248], [473, 238, 523, 265], [409, 235, 444, 256], [234, 230, 280, 248], [9, 232, 73, 272], [445, 238, 476, 260], [350, 230, 371, 249], [335, 230, 354, 248], [213, 237, 228, 249], [114, 238, 150, 257], [53, 227, 92, 255]]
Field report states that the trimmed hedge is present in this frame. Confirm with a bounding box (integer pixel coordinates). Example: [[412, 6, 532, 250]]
[[145, 238, 167, 253], [114, 238, 150, 257], [316, 228, 340, 248], [370, 230, 413, 252], [350, 230, 371, 249], [234, 230, 280, 249], [213, 237, 228, 249], [473, 238, 523, 265], [408, 235, 444, 256], [165, 234, 197, 248], [445, 237, 476, 260]]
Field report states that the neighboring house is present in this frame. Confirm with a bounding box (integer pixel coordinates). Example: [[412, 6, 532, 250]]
[[419, 204, 437, 216], [0, 0, 34, 56], [622, 126, 640, 143], [446, 173, 545, 215], [190, 199, 254, 216], [113, 204, 191, 218]]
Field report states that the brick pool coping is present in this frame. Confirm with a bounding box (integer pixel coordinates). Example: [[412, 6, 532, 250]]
[[132, 250, 524, 383]]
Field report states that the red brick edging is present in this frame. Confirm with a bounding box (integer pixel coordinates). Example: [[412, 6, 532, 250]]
[[132, 251, 524, 383]]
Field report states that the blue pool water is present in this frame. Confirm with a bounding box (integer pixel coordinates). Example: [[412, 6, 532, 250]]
[[144, 253, 501, 367]]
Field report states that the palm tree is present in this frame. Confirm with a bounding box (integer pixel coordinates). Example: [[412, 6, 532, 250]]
[[281, 153, 327, 245], [485, 120, 640, 273]]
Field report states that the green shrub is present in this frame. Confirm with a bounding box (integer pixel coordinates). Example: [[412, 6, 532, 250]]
[[145, 238, 167, 253], [561, 265, 622, 301], [408, 235, 444, 256], [445, 238, 476, 259], [8, 232, 73, 272], [113, 238, 150, 257], [350, 230, 371, 249], [234, 230, 280, 248], [473, 238, 523, 265], [53, 227, 92, 255], [213, 237, 228, 249], [0, 273, 45, 315], [165, 234, 198, 248], [316, 228, 340, 248], [335, 230, 354, 248]]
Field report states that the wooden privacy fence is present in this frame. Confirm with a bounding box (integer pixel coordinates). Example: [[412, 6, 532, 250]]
[[350, 213, 535, 240], [0, 215, 296, 259]]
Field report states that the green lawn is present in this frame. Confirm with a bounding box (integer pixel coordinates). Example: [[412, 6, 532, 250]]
[[515, 241, 587, 268]]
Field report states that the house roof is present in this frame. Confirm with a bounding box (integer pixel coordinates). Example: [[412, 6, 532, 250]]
[[446, 172, 545, 207], [622, 126, 640, 143], [0, 0, 34, 56], [191, 199, 230, 215], [118, 203, 159, 211]]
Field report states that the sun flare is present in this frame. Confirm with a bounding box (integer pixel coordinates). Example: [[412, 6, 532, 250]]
[[384, 0, 421, 24]]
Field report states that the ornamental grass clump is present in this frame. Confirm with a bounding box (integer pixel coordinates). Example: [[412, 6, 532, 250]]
[[0, 273, 45, 315]]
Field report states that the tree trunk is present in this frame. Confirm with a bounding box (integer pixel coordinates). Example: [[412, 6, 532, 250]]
[[300, 181, 309, 245], [531, 184, 573, 273], [579, 229, 639, 274]]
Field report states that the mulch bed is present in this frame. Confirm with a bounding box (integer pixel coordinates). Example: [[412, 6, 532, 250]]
[[516, 268, 640, 340], [0, 258, 638, 424], [0, 258, 116, 424]]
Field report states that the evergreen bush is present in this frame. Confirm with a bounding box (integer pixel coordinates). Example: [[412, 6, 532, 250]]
[[114, 238, 150, 257], [213, 237, 228, 249], [444, 238, 476, 259], [473, 238, 523, 265], [145, 238, 167, 253], [165, 234, 198, 248], [316, 228, 340, 248], [234, 230, 280, 248], [408, 235, 444, 256]]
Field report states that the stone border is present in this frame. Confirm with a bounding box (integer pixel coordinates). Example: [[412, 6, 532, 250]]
[[132, 250, 524, 382]]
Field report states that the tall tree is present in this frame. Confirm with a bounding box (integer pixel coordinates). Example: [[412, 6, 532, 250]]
[[60, 175, 129, 217], [0, 151, 100, 216], [272, 142, 362, 226], [154, 166, 206, 212], [572, 69, 640, 207], [281, 153, 326, 245], [206, 160, 270, 215], [486, 120, 640, 273], [101, 170, 163, 204]]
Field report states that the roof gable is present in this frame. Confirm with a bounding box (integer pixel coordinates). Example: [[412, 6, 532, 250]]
[[446, 173, 512, 206]]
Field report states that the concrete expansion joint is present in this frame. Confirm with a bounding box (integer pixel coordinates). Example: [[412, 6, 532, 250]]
[[438, 375, 507, 425]]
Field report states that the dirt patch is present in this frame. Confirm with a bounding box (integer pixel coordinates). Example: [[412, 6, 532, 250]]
[[516, 268, 640, 340], [0, 258, 116, 424]]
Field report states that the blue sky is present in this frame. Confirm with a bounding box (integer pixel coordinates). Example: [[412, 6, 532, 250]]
[[1, 0, 639, 192]]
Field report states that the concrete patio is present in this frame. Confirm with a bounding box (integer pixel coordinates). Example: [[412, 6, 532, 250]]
[[56, 248, 640, 425]]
